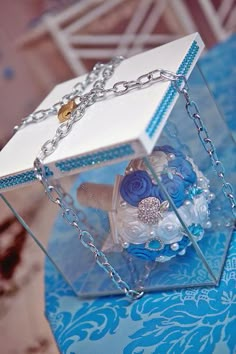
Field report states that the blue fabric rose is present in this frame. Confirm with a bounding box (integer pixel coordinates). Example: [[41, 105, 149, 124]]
[[150, 184, 161, 199], [126, 236, 191, 261], [160, 175, 186, 207], [120, 170, 153, 206], [127, 244, 157, 261], [168, 158, 197, 186], [154, 145, 185, 158]]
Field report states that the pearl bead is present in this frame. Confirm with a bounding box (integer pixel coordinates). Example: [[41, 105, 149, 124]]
[[166, 224, 174, 231], [171, 242, 179, 251], [208, 193, 215, 201], [122, 242, 129, 249], [184, 200, 191, 206], [178, 249, 186, 256], [120, 201, 127, 208], [205, 221, 212, 229], [150, 231, 155, 237], [225, 220, 233, 227], [168, 153, 175, 160], [126, 166, 133, 174], [198, 177, 206, 185], [202, 189, 209, 196]]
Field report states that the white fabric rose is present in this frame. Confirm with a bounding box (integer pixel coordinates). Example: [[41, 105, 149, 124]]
[[148, 151, 169, 176], [193, 195, 209, 226], [117, 203, 150, 244], [178, 203, 195, 226], [156, 212, 182, 244], [187, 157, 210, 189]]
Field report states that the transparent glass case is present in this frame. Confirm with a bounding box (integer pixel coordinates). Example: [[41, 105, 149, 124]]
[[1, 62, 235, 299]]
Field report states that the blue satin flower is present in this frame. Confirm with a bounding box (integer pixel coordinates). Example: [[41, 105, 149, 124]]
[[127, 236, 191, 261], [127, 244, 157, 261], [168, 158, 197, 186], [160, 174, 186, 207], [154, 145, 185, 158], [120, 170, 153, 207], [150, 184, 161, 199]]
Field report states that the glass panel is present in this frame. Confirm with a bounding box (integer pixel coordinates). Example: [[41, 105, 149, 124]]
[[0, 65, 235, 298]]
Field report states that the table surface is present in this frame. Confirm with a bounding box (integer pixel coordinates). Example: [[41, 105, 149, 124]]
[[45, 35, 236, 354]]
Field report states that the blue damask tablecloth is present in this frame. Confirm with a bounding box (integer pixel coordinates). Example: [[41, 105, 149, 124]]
[[45, 36, 236, 354]]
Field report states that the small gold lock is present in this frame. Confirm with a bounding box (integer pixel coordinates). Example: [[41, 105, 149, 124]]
[[58, 100, 78, 123]]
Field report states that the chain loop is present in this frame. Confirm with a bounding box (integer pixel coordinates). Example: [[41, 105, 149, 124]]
[[160, 69, 178, 81], [137, 74, 152, 85], [112, 81, 129, 94]]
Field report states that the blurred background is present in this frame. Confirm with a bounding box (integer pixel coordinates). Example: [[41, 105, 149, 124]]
[[0, 1, 235, 353]]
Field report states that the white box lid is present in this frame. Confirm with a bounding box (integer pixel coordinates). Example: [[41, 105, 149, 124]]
[[0, 33, 204, 192]]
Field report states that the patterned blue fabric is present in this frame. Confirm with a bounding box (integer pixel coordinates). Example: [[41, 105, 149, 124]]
[[45, 234, 235, 354], [45, 36, 236, 353], [199, 34, 236, 143]]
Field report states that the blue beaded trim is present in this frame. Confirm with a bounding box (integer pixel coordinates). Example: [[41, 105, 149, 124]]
[[146, 40, 200, 138], [0, 144, 133, 190], [1, 42, 199, 189], [0, 167, 53, 190], [56, 144, 134, 173]]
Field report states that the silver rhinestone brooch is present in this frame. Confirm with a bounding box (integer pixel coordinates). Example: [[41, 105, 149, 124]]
[[138, 197, 169, 225]]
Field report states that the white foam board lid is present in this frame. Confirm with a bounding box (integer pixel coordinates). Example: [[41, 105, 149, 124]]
[[0, 33, 204, 192]]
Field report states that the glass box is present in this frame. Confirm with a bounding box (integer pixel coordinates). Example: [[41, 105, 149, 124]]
[[0, 33, 235, 299]]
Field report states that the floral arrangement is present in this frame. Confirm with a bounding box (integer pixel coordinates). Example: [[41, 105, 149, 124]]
[[116, 145, 214, 262]]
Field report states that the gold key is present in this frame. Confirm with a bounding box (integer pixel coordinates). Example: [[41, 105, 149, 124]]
[[58, 100, 77, 123]]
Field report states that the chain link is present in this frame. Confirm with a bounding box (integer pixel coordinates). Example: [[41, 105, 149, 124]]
[[19, 57, 235, 298]]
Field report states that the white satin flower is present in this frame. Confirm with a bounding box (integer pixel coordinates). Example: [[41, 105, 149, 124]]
[[148, 151, 169, 175], [178, 203, 195, 226], [117, 203, 150, 244], [192, 195, 209, 225], [156, 212, 182, 244], [187, 157, 210, 189], [128, 151, 168, 179]]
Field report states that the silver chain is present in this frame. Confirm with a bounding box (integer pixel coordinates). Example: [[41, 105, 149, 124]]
[[14, 57, 122, 132], [33, 170, 144, 299], [15, 56, 235, 299], [30, 66, 168, 162], [172, 77, 236, 218], [33, 57, 173, 300]]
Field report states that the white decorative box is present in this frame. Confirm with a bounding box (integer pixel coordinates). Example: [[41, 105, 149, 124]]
[[0, 33, 235, 298]]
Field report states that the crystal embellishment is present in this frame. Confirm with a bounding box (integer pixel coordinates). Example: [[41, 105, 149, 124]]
[[145, 238, 164, 251], [138, 197, 169, 224]]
